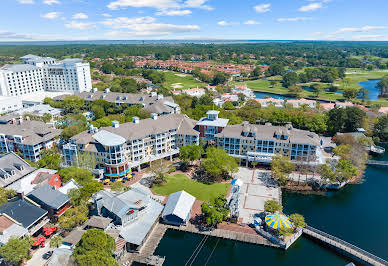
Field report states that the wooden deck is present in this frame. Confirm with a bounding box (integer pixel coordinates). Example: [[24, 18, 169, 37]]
[[303, 226, 388, 266], [120, 223, 167, 266], [164, 223, 280, 248]]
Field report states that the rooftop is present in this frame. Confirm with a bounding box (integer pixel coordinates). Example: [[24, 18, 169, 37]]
[[92, 130, 126, 147], [82, 216, 112, 230], [62, 229, 85, 245], [0, 64, 39, 72], [162, 190, 196, 221], [196, 117, 229, 128], [27, 184, 69, 210], [0, 153, 35, 188], [16, 104, 63, 117], [0, 199, 47, 229]]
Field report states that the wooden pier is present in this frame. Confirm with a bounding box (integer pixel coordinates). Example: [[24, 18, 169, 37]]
[[164, 224, 280, 248], [303, 226, 388, 266], [120, 223, 167, 266], [367, 160, 388, 167]]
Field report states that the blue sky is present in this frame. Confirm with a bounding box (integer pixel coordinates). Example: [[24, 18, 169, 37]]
[[1, 0, 388, 41]]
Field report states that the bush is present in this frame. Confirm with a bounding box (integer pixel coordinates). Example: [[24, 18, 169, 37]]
[[264, 200, 282, 213]]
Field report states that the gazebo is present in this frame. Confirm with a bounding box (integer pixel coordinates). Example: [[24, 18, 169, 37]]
[[265, 213, 293, 231]]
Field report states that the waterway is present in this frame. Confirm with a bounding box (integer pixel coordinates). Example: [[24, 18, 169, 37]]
[[253, 79, 382, 101], [151, 149, 388, 266]]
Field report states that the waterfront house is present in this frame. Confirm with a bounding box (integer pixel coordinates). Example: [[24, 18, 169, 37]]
[[161, 190, 196, 226], [93, 188, 163, 252], [256, 98, 284, 108]]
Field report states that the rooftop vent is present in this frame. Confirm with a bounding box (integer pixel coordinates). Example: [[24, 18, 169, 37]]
[[151, 113, 158, 120], [132, 117, 140, 124], [104, 88, 110, 93], [92, 87, 98, 93], [112, 120, 120, 128]]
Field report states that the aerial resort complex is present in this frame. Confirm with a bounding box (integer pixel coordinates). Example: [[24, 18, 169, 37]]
[[0, 1, 388, 265]]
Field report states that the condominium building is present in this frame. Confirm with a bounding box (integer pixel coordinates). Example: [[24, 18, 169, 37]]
[[0, 118, 62, 162], [215, 122, 321, 165], [63, 114, 199, 177], [54, 89, 181, 116], [0, 96, 23, 114], [196, 110, 229, 141], [0, 55, 91, 98]]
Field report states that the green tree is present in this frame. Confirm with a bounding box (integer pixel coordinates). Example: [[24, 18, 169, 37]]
[[110, 181, 126, 193], [377, 79, 388, 96], [279, 227, 294, 237], [0, 236, 33, 264], [50, 235, 63, 248], [0, 187, 16, 205], [73, 229, 117, 266], [343, 87, 359, 100], [271, 154, 295, 186], [289, 213, 306, 228], [252, 67, 262, 77], [59, 205, 88, 230], [76, 152, 97, 170], [282, 72, 299, 88], [267, 64, 284, 76], [264, 199, 282, 213], [149, 159, 171, 184], [288, 85, 303, 98], [222, 101, 235, 110], [212, 72, 229, 85], [336, 159, 358, 181], [38, 148, 62, 170], [58, 167, 94, 185], [202, 147, 238, 180], [62, 96, 85, 114], [373, 114, 388, 142], [91, 105, 105, 120], [179, 145, 204, 165], [42, 113, 52, 123], [310, 83, 324, 97], [201, 196, 230, 226], [60, 124, 88, 141]]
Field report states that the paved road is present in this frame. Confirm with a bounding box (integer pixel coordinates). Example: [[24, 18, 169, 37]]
[[26, 239, 52, 266]]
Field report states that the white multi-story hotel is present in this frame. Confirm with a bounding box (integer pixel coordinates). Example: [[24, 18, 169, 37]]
[[0, 54, 91, 97]]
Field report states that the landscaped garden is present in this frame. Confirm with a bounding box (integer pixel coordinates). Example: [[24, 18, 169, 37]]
[[152, 173, 229, 202]]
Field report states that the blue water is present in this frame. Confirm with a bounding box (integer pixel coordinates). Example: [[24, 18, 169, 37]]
[[152, 148, 388, 266], [358, 79, 381, 101], [254, 91, 292, 99]]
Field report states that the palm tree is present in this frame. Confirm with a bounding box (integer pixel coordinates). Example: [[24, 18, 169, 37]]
[[50, 235, 63, 248]]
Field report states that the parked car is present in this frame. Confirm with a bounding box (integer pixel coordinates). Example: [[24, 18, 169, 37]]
[[42, 251, 53, 260]]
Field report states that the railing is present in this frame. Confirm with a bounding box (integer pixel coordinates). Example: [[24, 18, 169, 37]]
[[367, 160, 388, 166], [304, 225, 388, 265]]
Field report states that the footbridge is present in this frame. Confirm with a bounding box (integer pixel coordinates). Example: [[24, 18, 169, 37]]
[[367, 160, 388, 166], [303, 226, 388, 266]]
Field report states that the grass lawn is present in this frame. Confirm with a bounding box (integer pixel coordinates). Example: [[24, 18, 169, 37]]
[[234, 69, 388, 106], [159, 70, 206, 90], [152, 174, 229, 202]]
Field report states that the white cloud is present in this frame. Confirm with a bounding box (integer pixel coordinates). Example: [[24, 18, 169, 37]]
[[277, 17, 312, 22], [43, 0, 60, 5], [18, 0, 34, 4], [102, 13, 112, 17], [217, 21, 229, 26], [41, 12, 61, 19], [254, 3, 271, 13], [107, 0, 212, 10], [334, 26, 388, 34], [244, 20, 260, 25], [101, 16, 199, 37], [156, 9, 192, 16], [352, 34, 384, 40], [72, 13, 88, 19], [65, 21, 95, 30], [299, 2, 323, 12]]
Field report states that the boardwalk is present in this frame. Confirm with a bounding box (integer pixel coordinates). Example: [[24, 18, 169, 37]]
[[165, 224, 279, 248], [120, 223, 167, 266], [367, 160, 388, 166], [303, 226, 388, 266]]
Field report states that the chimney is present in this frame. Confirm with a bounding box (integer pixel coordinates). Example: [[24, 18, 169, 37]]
[[17, 191, 24, 201], [132, 117, 140, 124], [112, 120, 120, 128], [157, 94, 164, 100], [105, 88, 110, 93], [151, 113, 158, 120], [19, 118, 23, 125], [92, 87, 98, 93]]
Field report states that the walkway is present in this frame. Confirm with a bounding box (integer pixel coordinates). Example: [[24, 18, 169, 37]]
[[367, 160, 388, 166], [303, 225, 388, 266], [165, 224, 279, 248]]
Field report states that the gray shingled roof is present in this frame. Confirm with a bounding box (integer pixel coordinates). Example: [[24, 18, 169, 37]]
[[0, 120, 62, 145], [92, 130, 126, 146], [0, 153, 35, 188], [27, 184, 69, 210], [0, 199, 47, 229], [215, 123, 320, 146]]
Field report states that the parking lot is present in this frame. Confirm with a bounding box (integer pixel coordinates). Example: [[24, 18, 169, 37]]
[[232, 168, 281, 224]]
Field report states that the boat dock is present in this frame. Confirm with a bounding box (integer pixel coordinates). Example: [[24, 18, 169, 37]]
[[120, 223, 167, 266], [164, 224, 280, 248], [303, 225, 388, 266], [367, 160, 388, 167]]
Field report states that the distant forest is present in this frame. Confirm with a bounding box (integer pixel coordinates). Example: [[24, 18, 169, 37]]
[[1, 42, 388, 68]]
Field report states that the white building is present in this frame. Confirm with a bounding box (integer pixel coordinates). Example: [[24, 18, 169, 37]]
[[0, 55, 91, 98], [0, 96, 23, 114], [182, 87, 205, 98]]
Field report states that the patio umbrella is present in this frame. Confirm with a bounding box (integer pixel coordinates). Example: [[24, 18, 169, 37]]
[[116, 178, 123, 182], [265, 214, 292, 230]]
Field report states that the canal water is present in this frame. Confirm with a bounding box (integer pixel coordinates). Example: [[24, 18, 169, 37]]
[[151, 149, 388, 266], [254, 79, 382, 101]]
